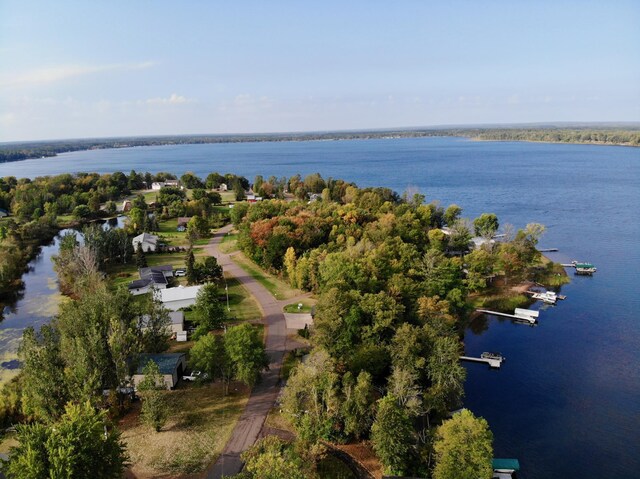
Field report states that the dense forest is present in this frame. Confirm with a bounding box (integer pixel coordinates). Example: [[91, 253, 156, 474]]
[[1, 124, 638, 163]]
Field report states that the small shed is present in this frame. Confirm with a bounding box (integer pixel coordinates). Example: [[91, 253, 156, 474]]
[[133, 353, 187, 389]]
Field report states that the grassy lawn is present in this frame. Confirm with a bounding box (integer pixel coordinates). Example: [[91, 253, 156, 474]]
[[220, 191, 236, 203], [231, 253, 299, 300], [219, 231, 239, 254], [121, 382, 249, 477], [283, 299, 315, 314], [225, 275, 262, 322]]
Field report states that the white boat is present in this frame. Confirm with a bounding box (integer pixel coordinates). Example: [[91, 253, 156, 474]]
[[531, 290, 558, 304]]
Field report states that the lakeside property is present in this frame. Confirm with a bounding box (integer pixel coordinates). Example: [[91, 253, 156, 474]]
[[0, 137, 638, 479]]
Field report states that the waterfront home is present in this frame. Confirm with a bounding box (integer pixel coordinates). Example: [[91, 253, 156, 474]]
[[151, 182, 164, 190], [156, 284, 202, 311], [119, 200, 132, 212], [470, 236, 495, 249], [128, 265, 173, 295], [132, 353, 187, 389], [218, 183, 228, 191], [132, 232, 159, 252]]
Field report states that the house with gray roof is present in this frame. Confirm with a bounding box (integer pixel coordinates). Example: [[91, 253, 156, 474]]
[[128, 265, 173, 295], [132, 232, 159, 252]]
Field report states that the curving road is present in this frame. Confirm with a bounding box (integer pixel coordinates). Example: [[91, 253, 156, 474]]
[[205, 225, 306, 478]]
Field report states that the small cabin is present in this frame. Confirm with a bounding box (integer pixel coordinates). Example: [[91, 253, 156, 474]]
[[132, 353, 187, 389]]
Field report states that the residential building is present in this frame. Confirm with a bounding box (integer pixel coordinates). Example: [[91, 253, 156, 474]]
[[128, 265, 173, 295], [156, 284, 202, 311], [132, 353, 187, 389], [139, 311, 185, 335], [132, 232, 159, 252]]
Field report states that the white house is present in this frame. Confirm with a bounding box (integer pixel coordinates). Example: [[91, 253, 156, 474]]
[[218, 183, 228, 191], [470, 236, 495, 250], [132, 233, 159, 252], [151, 182, 165, 190], [156, 285, 202, 311], [139, 311, 185, 334], [128, 265, 174, 295]]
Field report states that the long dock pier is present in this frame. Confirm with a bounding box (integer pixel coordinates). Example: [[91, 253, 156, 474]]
[[460, 356, 503, 368], [477, 308, 539, 324]]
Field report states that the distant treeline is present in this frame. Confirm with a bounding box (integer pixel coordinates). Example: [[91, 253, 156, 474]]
[[462, 128, 640, 146], [1, 126, 638, 163]]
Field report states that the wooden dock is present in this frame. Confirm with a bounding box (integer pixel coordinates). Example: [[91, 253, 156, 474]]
[[460, 355, 503, 368], [477, 308, 538, 324], [538, 248, 559, 252]]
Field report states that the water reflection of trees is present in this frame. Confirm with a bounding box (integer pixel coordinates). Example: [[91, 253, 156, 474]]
[[468, 315, 490, 335], [0, 287, 26, 322]]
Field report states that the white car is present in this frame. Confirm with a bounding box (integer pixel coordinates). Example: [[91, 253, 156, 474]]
[[182, 371, 208, 382], [174, 269, 186, 277]]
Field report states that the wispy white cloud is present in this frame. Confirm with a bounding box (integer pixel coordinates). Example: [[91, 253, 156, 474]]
[[0, 61, 156, 88], [145, 93, 191, 105]]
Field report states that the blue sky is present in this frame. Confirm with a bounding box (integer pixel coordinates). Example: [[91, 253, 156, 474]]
[[1, 0, 638, 141]]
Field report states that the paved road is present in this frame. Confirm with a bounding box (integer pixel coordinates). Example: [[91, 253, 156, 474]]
[[205, 225, 306, 478]]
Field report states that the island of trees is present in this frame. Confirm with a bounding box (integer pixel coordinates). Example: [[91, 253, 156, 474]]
[[0, 170, 566, 478]]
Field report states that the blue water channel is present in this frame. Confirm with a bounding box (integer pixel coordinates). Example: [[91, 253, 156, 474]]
[[1, 137, 638, 478]]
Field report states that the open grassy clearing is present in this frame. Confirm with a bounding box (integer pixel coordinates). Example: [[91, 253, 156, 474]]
[[283, 299, 315, 314], [220, 191, 236, 203], [224, 274, 262, 322], [230, 253, 299, 300], [121, 382, 249, 477], [219, 231, 239, 254]]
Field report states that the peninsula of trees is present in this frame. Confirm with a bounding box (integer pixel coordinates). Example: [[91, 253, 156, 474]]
[[1, 123, 638, 163], [0, 169, 566, 478]]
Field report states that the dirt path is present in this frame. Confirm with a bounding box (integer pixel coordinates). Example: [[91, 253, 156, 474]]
[[204, 225, 304, 478]]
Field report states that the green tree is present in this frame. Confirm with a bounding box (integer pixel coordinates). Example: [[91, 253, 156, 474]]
[[196, 256, 223, 283], [193, 284, 226, 336], [19, 326, 69, 422], [371, 394, 415, 476], [473, 213, 499, 237], [241, 436, 316, 479], [341, 371, 375, 439], [185, 247, 196, 284], [138, 360, 169, 432], [433, 409, 493, 479], [443, 204, 462, 226], [140, 295, 171, 353], [135, 242, 147, 268], [224, 324, 269, 387], [189, 334, 232, 392], [72, 204, 91, 220], [3, 401, 128, 479], [426, 336, 466, 416]]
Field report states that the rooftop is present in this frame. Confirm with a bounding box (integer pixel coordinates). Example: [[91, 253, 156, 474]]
[[158, 285, 202, 302], [133, 232, 158, 244], [136, 353, 186, 375]]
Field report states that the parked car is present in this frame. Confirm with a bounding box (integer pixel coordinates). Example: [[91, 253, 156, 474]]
[[175, 269, 186, 277], [182, 371, 208, 382]]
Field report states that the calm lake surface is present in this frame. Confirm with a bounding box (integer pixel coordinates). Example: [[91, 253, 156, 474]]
[[1, 137, 638, 478]]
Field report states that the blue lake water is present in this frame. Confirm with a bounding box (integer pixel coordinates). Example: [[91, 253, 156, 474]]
[[1, 137, 638, 478]]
